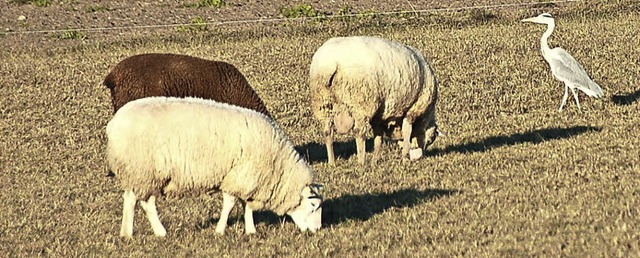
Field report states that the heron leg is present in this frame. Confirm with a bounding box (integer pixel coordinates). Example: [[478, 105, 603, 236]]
[[570, 87, 581, 111], [559, 85, 569, 111]]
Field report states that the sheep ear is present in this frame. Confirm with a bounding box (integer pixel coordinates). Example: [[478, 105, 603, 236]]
[[309, 184, 324, 197], [312, 183, 324, 192]]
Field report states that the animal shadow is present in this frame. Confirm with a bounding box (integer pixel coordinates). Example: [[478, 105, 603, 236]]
[[196, 188, 457, 230], [322, 188, 458, 225], [425, 125, 601, 156], [197, 207, 282, 230], [298, 126, 600, 162], [296, 138, 375, 163], [611, 90, 640, 105]]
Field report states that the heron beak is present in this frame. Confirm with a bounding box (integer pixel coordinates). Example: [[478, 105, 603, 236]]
[[521, 18, 534, 23]]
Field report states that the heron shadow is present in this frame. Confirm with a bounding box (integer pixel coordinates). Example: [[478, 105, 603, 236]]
[[611, 90, 640, 105], [425, 125, 601, 157]]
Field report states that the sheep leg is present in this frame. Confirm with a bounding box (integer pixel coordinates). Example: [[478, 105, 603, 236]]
[[244, 203, 257, 234], [559, 84, 569, 111], [401, 118, 413, 159], [353, 116, 370, 164], [120, 190, 137, 237], [371, 126, 384, 164], [570, 86, 581, 111], [140, 195, 167, 237], [215, 193, 236, 235], [355, 132, 367, 165], [324, 119, 336, 166]]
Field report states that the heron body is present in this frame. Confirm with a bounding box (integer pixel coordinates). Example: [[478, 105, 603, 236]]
[[522, 13, 604, 111]]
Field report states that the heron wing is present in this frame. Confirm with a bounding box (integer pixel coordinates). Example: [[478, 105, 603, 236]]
[[546, 48, 603, 97]]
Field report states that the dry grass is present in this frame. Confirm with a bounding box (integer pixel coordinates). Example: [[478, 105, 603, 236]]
[[1, 1, 639, 256]]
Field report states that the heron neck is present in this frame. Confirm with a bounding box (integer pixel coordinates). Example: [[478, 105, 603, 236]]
[[540, 21, 555, 57]]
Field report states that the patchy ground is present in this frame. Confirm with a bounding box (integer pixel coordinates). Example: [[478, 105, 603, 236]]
[[1, 0, 540, 31], [0, 0, 596, 49], [1, 0, 639, 257]]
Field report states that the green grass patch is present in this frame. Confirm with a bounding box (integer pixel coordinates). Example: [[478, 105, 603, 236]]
[[11, 0, 51, 7], [56, 29, 85, 40], [176, 17, 209, 33], [280, 3, 324, 18], [188, 0, 226, 8]]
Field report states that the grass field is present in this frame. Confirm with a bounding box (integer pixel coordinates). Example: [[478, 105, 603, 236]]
[[1, 0, 639, 256]]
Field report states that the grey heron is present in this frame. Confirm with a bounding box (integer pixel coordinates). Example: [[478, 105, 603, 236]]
[[522, 13, 604, 111]]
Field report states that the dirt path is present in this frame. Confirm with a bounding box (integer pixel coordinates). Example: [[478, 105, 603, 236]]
[[2, 0, 532, 32]]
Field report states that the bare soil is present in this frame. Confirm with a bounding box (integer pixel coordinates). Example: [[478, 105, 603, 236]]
[[1, 0, 639, 257], [1, 0, 581, 50]]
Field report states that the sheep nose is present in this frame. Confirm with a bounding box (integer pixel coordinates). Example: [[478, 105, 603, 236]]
[[309, 224, 321, 232]]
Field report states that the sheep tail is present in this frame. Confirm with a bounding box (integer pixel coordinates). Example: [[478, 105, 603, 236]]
[[309, 61, 340, 125], [103, 72, 116, 90], [310, 63, 338, 90]]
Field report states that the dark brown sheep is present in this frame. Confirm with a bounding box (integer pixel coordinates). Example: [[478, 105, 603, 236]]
[[103, 53, 271, 117]]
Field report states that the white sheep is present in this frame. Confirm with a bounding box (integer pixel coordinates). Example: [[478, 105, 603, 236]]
[[309, 36, 438, 165], [106, 96, 323, 237]]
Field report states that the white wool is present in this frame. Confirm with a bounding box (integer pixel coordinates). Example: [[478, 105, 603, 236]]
[[107, 96, 315, 215], [309, 36, 438, 164], [310, 36, 425, 119]]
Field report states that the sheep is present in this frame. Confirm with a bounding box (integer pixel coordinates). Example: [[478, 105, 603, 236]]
[[103, 53, 271, 117], [106, 96, 323, 237], [309, 36, 438, 165]]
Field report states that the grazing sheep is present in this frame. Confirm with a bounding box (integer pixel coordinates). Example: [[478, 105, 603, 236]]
[[106, 96, 323, 237], [103, 53, 271, 117], [309, 36, 438, 165]]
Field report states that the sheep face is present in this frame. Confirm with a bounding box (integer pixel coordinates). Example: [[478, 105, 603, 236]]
[[384, 120, 404, 140], [287, 184, 323, 232]]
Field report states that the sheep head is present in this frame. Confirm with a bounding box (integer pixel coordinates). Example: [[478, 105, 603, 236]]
[[287, 184, 323, 232]]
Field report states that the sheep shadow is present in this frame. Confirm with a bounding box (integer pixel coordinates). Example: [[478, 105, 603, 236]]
[[425, 125, 601, 156], [197, 205, 282, 230], [296, 139, 375, 163], [297, 126, 600, 162], [322, 188, 458, 225], [611, 90, 640, 105], [196, 188, 457, 230]]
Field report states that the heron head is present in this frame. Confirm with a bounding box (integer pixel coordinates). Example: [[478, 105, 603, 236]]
[[521, 13, 554, 25]]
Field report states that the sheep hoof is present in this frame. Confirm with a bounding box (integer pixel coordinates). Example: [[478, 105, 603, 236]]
[[409, 148, 423, 161], [154, 229, 167, 237]]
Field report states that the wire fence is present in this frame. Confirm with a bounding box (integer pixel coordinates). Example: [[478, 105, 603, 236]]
[[3, 0, 584, 35]]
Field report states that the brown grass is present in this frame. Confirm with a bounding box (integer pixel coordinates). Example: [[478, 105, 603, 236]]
[[1, 1, 639, 256]]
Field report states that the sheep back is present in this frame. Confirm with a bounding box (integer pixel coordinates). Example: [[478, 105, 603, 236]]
[[106, 97, 313, 215], [103, 53, 271, 117]]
